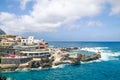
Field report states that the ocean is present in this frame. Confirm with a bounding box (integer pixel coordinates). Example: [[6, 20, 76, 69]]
[[1, 42, 120, 80]]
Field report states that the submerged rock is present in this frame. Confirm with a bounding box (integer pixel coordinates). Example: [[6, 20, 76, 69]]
[[0, 75, 6, 80]]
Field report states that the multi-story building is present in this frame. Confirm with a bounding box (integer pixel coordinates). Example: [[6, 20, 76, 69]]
[[21, 36, 34, 46]]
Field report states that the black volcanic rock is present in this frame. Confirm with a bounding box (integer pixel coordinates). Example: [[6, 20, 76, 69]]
[[81, 53, 101, 61], [0, 75, 6, 80], [0, 29, 6, 35], [69, 57, 81, 65], [28, 61, 40, 68]]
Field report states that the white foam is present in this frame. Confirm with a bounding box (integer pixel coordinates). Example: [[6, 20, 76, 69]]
[[99, 49, 120, 61], [94, 47, 109, 50], [81, 60, 101, 64], [81, 47, 120, 64], [112, 52, 120, 57], [81, 47, 109, 53], [52, 64, 65, 69]]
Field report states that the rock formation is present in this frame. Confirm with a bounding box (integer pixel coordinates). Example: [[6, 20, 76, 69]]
[[28, 56, 52, 68], [40, 57, 52, 68], [61, 47, 79, 52], [69, 57, 80, 65], [79, 53, 101, 61], [28, 61, 40, 68], [0, 75, 6, 80]]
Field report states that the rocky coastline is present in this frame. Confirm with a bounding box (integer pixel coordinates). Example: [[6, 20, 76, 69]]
[[0, 75, 6, 80], [0, 47, 101, 72]]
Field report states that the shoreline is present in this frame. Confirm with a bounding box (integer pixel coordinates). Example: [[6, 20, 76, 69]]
[[1, 60, 101, 73], [0, 47, 101, 72]]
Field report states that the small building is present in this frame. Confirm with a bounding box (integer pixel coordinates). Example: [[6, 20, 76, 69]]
[[21, 36, 34, 46], [15, 36, 22, 42], [1, 34, 16, 39], [21, 36, 48, 49], [38, 42, 47, 49], [0, 39, 16, 47]]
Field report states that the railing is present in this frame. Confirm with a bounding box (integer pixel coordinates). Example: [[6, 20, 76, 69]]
[[2, 56, 31, 59]]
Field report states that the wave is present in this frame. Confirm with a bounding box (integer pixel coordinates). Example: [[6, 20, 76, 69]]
[[52, 64, 66, 69], [100, 52, 119, 61], [81, 47, 120, 64], [81, 60, 101, 64], [80, 47, 109, 53], [97, 47, 120, 61]]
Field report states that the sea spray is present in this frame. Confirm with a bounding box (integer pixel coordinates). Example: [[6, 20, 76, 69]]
[[81, 47, 120, 62]]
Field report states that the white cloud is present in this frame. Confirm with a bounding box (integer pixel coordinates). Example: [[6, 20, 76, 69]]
[[0, 0, 105, 34], [108, 0, 120, 15]]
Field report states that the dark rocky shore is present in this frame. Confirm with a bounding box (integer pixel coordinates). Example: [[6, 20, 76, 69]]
[[28, 51, 101, 68], [0, 47, 101, 72], [0, 75, 6, 80]]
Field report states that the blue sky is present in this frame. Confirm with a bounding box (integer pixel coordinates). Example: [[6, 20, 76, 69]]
[[0, 0, 120, 41]]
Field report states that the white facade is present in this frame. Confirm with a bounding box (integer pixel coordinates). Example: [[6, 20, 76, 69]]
[[28, 36, 34, 44], [21, 36, 34, 45], [7, 38, 14, 41], [21, 39, 28, 43]]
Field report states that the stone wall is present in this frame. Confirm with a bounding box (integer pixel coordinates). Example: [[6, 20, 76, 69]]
[[1, 57, 32, 64]]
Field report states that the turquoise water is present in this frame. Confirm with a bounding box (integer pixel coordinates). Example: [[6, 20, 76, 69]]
[[70, 50, 95, 56], [1, 42, 120, 80]]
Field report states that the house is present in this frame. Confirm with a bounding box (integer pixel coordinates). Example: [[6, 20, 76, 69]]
[[1, 34, 16, 39], [0, 39, 16, 47], [21, 36, 34, 45], [15, 36, 22, 42]]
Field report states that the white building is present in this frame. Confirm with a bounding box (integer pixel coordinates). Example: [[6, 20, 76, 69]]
[[28, 36, 34, 44], [21, 36, 34, 45]]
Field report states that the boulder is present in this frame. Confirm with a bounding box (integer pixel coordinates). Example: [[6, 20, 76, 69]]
[[60, 53, 69, 61], [69, 57, 80, 65], [91, 53, 101, 60], [75, 54, 83, 60], [61, 47, 78, 52], [40, 57, 52, 68], [0, 75, 6, 80], [41, 62, 52, 68], [28, 57, 53, 68], [28, 61, 40, 68], [81, 53, 101, 61], [73, 47, 79, 50]]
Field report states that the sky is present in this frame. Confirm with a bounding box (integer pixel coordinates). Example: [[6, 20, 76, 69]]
[[0, 0, 120, 41]]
